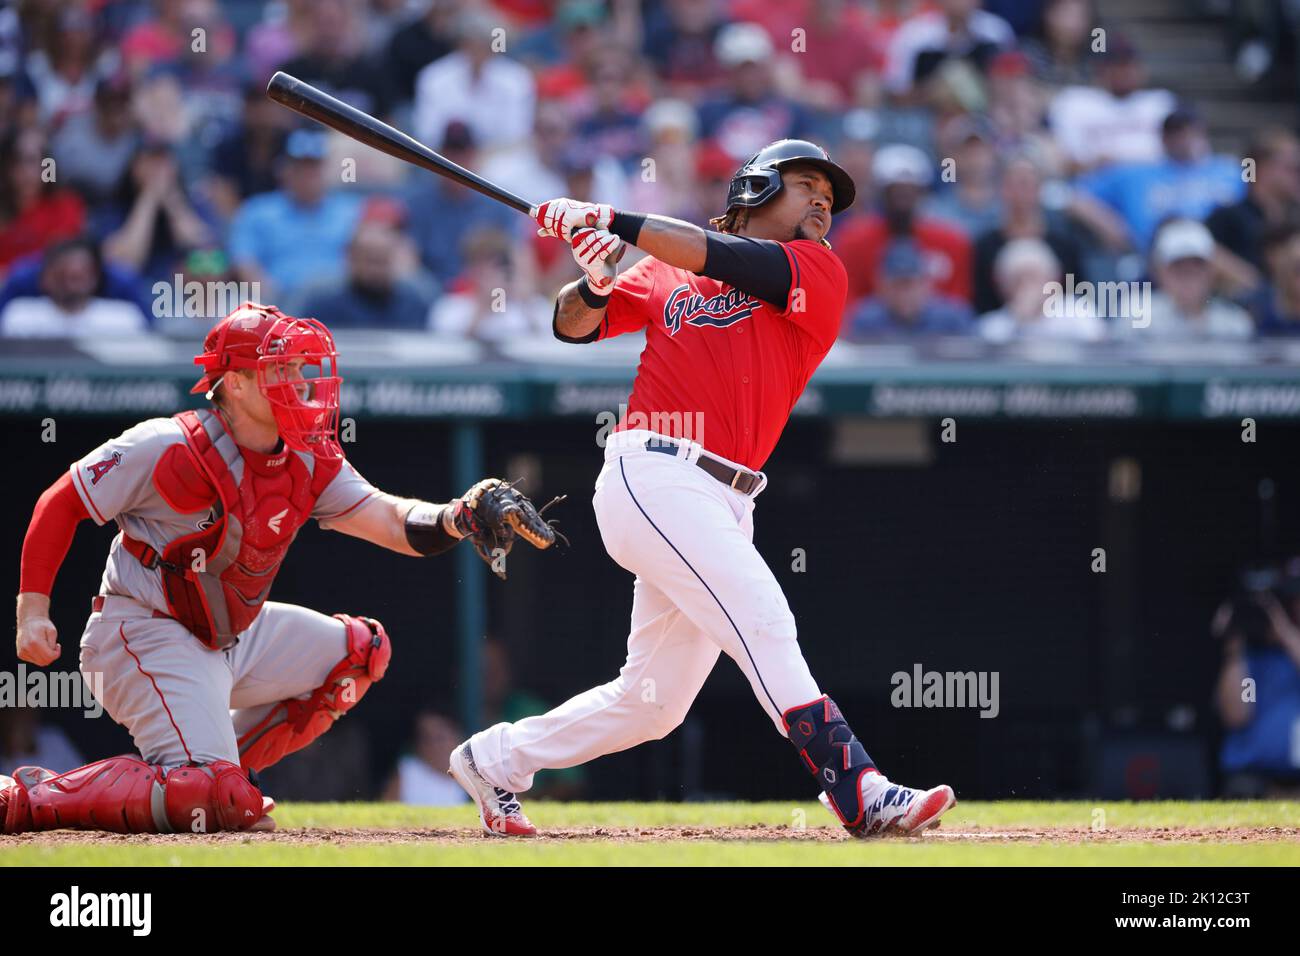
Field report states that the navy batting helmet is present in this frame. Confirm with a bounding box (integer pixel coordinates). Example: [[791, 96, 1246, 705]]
[[724, 139, 857, 216]]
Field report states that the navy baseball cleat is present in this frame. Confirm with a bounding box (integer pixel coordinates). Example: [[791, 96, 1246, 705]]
[[447, 742, 537, 837], [819, 771, 957, 837], [783, 695, 955, 838]]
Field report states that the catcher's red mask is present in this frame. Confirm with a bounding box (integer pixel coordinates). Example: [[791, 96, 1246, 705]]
[[192, 303, 343, 460]]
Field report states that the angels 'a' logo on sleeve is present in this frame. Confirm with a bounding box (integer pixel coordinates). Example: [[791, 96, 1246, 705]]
[[86, 451, 124, 486]]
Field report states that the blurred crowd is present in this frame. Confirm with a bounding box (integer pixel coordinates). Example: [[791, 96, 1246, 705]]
[[0, 0, 1297, 345]]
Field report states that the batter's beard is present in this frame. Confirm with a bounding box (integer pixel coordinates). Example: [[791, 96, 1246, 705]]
[[792, 223, 811, 242]]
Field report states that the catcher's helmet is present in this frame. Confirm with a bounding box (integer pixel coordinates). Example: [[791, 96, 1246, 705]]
[[724, 139, 856, 216], [192, 302, 343, 460]]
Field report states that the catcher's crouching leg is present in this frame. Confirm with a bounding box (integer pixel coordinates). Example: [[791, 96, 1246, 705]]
[[783, 695, 877, 831], [0, 757, 264, 834], [238, 614, 391, 773]]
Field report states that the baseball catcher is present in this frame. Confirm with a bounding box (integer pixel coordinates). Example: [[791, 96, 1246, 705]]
[[3, 302, 562, 834]]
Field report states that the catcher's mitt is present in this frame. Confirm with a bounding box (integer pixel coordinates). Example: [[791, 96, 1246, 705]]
[[451, 478, 567, 579]]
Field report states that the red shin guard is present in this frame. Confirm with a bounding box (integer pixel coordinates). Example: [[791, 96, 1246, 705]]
[[238, 614, 391, 773], [1, 756, 264, 834]]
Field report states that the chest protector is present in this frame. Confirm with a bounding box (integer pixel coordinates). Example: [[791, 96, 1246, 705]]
[[122, 409, 341, 649]]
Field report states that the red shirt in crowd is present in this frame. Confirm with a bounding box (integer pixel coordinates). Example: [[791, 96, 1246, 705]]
[[0, 190, 86, 274], [727, 0, 889, 100], [835, 213, 973, 305]]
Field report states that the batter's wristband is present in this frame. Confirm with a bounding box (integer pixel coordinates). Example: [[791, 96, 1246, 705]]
[[609, 211, 646, 245], [577, 276, 611, 309]]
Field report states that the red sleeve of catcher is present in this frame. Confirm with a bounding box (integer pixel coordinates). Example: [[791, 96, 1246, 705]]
[[19, 471, 90, 596]]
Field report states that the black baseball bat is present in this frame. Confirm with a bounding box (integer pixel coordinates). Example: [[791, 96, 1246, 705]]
[[266, 71, 535, 214]]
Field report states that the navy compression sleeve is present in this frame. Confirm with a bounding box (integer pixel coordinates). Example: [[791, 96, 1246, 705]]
[[696, 232, 793, 309]]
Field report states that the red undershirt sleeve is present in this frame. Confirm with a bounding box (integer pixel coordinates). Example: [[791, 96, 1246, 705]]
[[19, 471, 91, 596]]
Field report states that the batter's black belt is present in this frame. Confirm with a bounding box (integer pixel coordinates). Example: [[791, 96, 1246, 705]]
[[643, 438, 762, 496]]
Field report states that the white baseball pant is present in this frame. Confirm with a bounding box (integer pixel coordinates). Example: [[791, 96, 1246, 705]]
[[78, 596, 348, 768], [468, 429, 824, 793]]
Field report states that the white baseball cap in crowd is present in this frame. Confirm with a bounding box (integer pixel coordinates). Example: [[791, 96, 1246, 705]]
[[715, 22, 774, 67], [1153, 219, 1215, 265], [872, 143, 933, 188], [643, 99, 699, 141]]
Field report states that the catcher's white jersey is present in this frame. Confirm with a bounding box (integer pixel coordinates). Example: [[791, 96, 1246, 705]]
[[69, 416, 377, 615]]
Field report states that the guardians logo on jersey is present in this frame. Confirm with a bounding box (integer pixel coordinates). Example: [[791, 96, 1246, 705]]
[[663, 284, 759, 336], [86, 451, 123, 486]]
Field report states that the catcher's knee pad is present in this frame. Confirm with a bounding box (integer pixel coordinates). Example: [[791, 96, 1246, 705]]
[[239, 614, 391, 773], [1, 756, 263, 834], [782, 696, 876, 829]]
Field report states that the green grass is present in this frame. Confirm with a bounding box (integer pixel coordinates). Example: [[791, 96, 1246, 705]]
[[276, 798, 1300, 829], [2, 801, 1297, 867]]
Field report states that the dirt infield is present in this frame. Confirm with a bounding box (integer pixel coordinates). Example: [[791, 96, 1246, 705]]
[[4, 823, 1298, 847]]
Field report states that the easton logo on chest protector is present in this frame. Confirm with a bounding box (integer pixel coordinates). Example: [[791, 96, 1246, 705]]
[[663, 283, 759, 335]]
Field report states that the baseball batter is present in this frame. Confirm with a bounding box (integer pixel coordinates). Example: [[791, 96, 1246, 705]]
[[3, 303, 560, 834], [448, 139, 957, 838]]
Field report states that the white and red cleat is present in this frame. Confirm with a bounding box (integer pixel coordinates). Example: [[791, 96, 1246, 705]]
[[820, 771, 956, 838], [447, 742, 537, 837]]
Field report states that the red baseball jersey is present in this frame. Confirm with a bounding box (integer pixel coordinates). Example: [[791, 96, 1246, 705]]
[[599, 239, 847, 471]]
